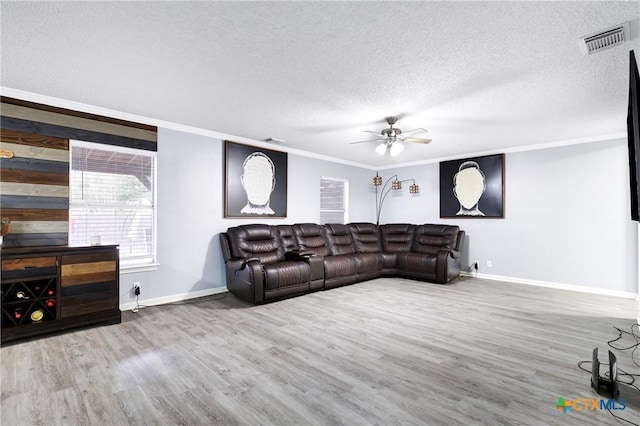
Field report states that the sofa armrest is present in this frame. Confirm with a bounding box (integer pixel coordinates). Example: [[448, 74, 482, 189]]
[[224, 257, 265, 304], [286, 251, 324, 282], [436, 249, 462, 283], [238, 257, 260, 271], [448, 249, 461, 259]]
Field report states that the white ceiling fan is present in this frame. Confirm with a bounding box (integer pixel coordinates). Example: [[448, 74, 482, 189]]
[[350, 116, 432, 156]]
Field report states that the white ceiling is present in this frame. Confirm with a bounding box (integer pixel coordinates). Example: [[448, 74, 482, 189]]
[[1, 1, 639, 167]]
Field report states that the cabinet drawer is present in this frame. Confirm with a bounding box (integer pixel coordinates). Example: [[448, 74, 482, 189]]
[[1, 257, 57, 280], [2, 257, 57, 271]]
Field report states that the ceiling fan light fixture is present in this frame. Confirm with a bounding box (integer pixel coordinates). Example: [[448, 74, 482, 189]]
[[349, 116, 430, 156], [390, 141, 404, 157]]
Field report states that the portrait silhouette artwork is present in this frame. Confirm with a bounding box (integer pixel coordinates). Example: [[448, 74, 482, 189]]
[[453, 161, 486, 216], [439, 154, 504, 218], [225, 141, 288, 218], [240, 152, 276, 215]]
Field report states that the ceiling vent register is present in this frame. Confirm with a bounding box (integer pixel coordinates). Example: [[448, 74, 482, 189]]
[[579, 22, 630, 55]]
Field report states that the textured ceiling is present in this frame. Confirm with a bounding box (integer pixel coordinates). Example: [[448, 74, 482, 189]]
[[1, 1, 639, 167]]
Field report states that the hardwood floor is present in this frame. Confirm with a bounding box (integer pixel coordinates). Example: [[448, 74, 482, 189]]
[[2, 277, 639, 425]]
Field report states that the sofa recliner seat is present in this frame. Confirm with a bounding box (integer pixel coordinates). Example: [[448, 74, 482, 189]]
[[378, 223, 416, 276], [324, 223, 382, 285], [220, 222, 465, 304], [221, 224, 323, 304], [293, 223, 357, 289], [395, 224, 462, 283]]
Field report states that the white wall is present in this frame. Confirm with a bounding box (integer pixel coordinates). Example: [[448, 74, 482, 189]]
[[119, 128, 374, 306], [120, 131, 638, 305], [378, 138, 638, 296]]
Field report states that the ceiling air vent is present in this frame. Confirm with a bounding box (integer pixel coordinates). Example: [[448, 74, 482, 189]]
[[579, 22, 630, 55], [263, 137, 285, 145]]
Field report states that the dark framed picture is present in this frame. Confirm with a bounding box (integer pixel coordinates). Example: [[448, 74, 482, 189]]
[[440, 153, 504, 218], [224, 141, 288, 218]]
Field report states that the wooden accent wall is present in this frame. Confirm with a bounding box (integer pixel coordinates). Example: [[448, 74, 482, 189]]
[[0, 129, 70, 247], [0, 97, 157, 247], [0, 97, 157, 152]]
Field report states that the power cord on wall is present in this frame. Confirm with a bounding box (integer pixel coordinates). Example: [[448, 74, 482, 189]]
[[458, 262, 479, 281], [132, 294, 140, 313]]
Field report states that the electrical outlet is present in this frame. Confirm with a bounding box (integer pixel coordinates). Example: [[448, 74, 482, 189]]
[[486, 260, 492, 268], [133, 282, 141, 296]]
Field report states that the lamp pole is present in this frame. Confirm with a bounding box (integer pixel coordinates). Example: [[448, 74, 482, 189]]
[[374, 172, 419, 225]]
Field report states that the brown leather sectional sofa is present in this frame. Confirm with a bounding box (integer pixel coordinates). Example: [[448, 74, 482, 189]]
[[219, 223, 465, 305]]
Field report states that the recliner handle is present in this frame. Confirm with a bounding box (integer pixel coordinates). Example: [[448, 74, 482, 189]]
[[238, 258, 260, 271]]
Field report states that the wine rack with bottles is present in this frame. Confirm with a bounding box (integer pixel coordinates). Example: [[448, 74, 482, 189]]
[[1, 245, 121, 342], [1, 277, 57, 327]]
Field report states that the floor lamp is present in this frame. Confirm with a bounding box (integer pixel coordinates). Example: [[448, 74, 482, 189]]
[[373, 172, 419, 225]]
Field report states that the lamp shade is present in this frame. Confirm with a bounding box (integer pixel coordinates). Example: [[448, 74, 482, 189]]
[[375, 143, 387, 156]]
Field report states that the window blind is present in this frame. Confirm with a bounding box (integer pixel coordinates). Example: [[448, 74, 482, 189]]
[[320, 178, 348, 224], [69, 141, 156, 265]]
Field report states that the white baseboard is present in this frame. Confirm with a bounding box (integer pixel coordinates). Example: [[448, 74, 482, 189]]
[[119, 287, 228, 311], [460, 271, 638, 299], [118, 274, 638, 313]]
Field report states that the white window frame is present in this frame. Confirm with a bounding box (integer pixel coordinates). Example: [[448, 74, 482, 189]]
[[320, 176, 349, 224], [69, 140, 158, 272]]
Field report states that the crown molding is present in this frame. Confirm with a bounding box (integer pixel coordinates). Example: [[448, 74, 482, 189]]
[[375, 132, 627, 170], [1, 87, 625, 172], [0, 87, 374, 169]]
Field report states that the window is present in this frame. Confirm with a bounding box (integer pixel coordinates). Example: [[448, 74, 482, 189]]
[[320, 177, 349, 224], [69, 140, 157, 268]]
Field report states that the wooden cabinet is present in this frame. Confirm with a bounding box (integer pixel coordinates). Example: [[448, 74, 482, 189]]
[[1, 245, 121, 342]]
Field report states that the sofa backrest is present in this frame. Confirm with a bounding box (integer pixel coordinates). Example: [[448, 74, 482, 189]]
[[226, 224, 285, 264], [293, 223, 331, 256], [276, 225, 297, 252], [348, 223, 382, 253], [380, 224, 416, 252], [411, 224, 460, 255], [324, 223, 356, 255]]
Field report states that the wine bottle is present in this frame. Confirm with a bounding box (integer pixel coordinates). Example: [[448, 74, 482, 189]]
[[45, 299, 56, 308], [47, 289, 54, 296], [16, 291, 29, 300], [14, 307, 24, 320], [30, 309, 44, 322]]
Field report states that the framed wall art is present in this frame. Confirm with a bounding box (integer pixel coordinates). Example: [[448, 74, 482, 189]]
[[440, 153, 504, 218], [224, 141, 288, 218]]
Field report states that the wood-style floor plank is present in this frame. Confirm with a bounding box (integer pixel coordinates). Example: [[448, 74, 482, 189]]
[[2, 277, 639, 425]]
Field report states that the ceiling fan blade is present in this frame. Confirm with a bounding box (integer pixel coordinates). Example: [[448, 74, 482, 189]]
[[402, 128, 429, 135], [406, 138, 432, 144], [363, 130, 383, 136]]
